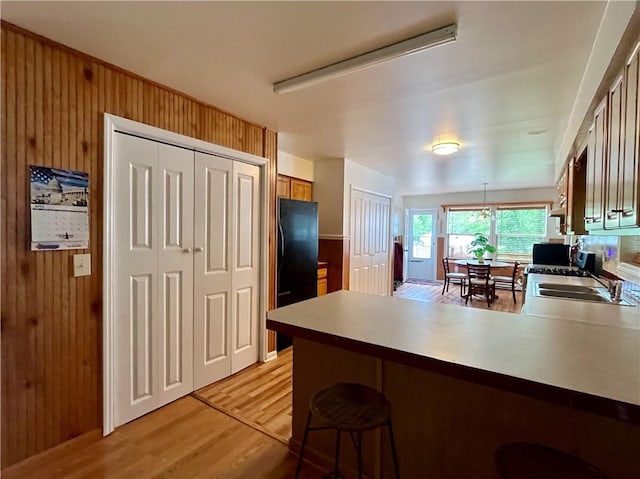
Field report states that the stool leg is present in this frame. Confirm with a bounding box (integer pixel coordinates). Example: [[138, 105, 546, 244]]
[[387, 421, 401, 479], [347, 431, 363, 479], [294, 412, 312, 479], [334, 430, 341, 476]]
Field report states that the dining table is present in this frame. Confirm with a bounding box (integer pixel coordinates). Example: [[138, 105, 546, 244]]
[[453, 259, 510, 268], [453, 259, 511, 300]]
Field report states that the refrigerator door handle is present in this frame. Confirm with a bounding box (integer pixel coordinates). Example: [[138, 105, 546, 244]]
[[278, 221, 285, 264]]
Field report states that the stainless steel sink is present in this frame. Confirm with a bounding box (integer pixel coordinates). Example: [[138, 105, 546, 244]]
[[537, 290, 610, 302], [536, 283, 599, 293], [534, 284, 635, 306]]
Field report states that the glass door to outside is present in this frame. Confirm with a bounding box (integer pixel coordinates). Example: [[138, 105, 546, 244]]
[[407, 210, 436, 280]]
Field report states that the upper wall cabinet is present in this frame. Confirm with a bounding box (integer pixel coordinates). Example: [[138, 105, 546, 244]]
[[277, 174, 313, 201], [585, 97, 608, 231], [586, 41, 640, 231], [617, 43, 639, 228]]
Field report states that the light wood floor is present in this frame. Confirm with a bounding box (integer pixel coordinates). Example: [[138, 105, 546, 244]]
[[2, 393, 322, 479], [3, 289, 522, 478], [193, 347, 293, 444], [394, 281, 524, 313]]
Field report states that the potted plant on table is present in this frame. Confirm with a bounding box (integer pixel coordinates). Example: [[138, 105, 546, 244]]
[[468, 233, 496, 263]]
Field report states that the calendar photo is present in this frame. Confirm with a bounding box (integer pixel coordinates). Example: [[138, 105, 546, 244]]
[[30, 166, 89, 251]]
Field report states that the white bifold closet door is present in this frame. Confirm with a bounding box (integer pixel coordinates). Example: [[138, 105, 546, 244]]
[[350, 189, 391, 295], [192, 153, 260, 389], [113, 133, 194, 426], [113, 135, 261, 427]]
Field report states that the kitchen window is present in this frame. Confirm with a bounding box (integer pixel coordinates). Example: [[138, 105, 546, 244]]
[[446, 205, 548, 261]]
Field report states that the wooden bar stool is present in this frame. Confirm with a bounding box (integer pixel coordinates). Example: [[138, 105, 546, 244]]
[[495, 442, 607, 479], [295, 382, 400, 479]]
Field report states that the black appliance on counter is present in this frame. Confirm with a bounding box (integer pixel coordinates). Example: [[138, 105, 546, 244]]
[[276, 198, 318, 351], [575, 250, 601, 275], [531, 243, 570, 266]]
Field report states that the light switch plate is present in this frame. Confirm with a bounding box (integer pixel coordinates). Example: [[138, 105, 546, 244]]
[[73, 254, 91, 277]]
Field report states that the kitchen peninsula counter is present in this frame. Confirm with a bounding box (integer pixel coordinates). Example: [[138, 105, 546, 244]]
[[267, 290, 640, 478]]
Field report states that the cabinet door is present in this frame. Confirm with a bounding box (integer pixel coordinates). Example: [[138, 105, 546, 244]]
[[193, 152, 233, 389], [586, 98, 607, 231], [290, 178, 312, 201], [605, 75, 624, 228], [277, 175, 290, 198], [620, 43, 640, 227], [317, 267, 328, 296]]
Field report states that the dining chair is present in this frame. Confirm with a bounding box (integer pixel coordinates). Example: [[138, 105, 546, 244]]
[[465, 263, 495, 307], [442, 257, 467, 296], [492, 262, 520, 303]]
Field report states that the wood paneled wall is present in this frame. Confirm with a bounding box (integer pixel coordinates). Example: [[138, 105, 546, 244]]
[[0, 22, 277, 468]]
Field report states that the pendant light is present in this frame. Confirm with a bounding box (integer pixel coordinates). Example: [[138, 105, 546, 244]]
[[476, 183, 493, 220]]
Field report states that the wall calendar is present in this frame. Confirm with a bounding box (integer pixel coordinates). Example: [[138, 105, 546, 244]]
[[30, 166, 89, 251]]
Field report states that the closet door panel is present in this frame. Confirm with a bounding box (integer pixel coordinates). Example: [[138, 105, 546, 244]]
[[349, 190, 391, 295], [113, 133, 159, 427], [231, 162, 260, 374], [193, 152, 233, 388], [157, 144, 194, 405]]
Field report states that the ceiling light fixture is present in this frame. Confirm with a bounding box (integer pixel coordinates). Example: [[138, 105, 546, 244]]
[[431, 142, 460, 155], [273, 24, 457, 94]]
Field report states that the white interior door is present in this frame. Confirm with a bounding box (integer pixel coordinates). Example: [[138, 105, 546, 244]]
[[350, 190, 372, 293], [231, 161, 260, 374], [407, 210, 436, 281], [350, 189, 391, 295], [370, 195, 391, 295], [113, 133, 194, 427], [193, 152, 233, 389]]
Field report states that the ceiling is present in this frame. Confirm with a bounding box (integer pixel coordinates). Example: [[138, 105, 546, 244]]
[[1, 1, 607, 195]]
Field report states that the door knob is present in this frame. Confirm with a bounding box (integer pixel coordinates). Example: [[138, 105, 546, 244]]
[[194, 246, 204, 252], [182, 247, 192, 253]]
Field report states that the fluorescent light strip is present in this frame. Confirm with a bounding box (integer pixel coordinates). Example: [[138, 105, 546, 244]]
[[273, 24, 457, 94]]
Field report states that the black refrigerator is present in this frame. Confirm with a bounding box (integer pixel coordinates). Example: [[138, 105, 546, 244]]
[[277, 198, 318, 351]]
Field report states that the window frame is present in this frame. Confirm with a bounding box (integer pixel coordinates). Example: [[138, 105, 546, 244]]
[[445, 203, 549, 262]]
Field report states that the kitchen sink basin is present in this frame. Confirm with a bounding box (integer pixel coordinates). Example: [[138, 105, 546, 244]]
[[537, 290, 610, 302], [536, 283, 599, 293], [538, 283, 598, 294], [534, 284, 635, 306]]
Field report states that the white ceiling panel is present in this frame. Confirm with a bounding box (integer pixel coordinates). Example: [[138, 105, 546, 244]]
[[1, 1, 607, 195]]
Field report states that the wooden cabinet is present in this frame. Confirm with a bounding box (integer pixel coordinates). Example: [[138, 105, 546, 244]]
[[277, 176, 291, 198], [566, 154, 587, 235], [588, 41, 640, 231], [585, 97, 607, 231], [291, 178, 313, 201], [277, 174, 313, 201], [618, 43, 639, 228], [604, 74, 624, 229], [317, 264, 328, 296]]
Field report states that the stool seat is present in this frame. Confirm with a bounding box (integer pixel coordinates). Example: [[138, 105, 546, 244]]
[[295, 382, 400, 479], [496, 442, 607, 479], [311, 383, 390, 432]]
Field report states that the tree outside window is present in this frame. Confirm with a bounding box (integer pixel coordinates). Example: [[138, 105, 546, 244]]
[[446, 206, 547, 260]]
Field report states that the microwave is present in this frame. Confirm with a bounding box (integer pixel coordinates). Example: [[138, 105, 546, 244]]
[[532, 243, 570, 266]]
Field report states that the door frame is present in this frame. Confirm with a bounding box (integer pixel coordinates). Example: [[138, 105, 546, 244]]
[[102, 114, 270, 436], [406, 209, 437, 280]]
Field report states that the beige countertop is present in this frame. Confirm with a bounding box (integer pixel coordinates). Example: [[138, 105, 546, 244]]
[[267, 289, 640, 423], [522, 273, 640, 329]]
